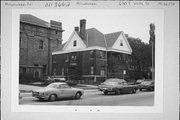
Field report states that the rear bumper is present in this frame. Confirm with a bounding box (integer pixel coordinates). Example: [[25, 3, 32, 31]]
[[139, 85, 154, 90]]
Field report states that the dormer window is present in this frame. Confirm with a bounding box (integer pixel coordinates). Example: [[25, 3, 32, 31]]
[[120, 40, 123, 46], [73, 40, 77, 47]]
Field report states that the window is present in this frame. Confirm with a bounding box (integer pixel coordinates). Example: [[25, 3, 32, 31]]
[[43, 64, 47, 74], [71, 55, 77, 60], [34, 71, 40, 78], [62, 68, 64, 76], [120, 40, 123, 46], [117, 55, 121, 61], [22, 68, 26, 73], [100, 70, 105, 75], [90, 66, 94, 75], [89, 50, 94, 58], [53, 69, 56, 75], [34, 64, 39, 66], [65, 54, 69, 62], [53, 56, 56, 63], [60, 84, 70, 88], [73, 40, 77, 47], [71, 53, 77, 60], [99, 51, 104, 58], [39, 40, 44, 49]]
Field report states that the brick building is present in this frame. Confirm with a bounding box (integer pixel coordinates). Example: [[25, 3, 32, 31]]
[[52, 19, 134, 85], [19, 14, 63, 81]]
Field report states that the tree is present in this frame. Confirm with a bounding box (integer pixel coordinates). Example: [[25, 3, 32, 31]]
[[128, 37, 152, 80]]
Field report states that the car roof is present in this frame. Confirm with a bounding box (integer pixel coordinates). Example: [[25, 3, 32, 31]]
[[50, 82, 67, 85], [105, 78, 126, 82]]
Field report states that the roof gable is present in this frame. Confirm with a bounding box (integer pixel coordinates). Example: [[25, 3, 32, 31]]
[[105, 31, 122, 47], [111, 32, 132, 54], [63, 31, 87, 51], [52, 28, 132, 55]]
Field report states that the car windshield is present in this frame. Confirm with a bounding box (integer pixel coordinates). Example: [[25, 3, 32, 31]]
[[141, 81, 152, 84], [46, 83, 58, 88], [103, 81, 118, 85]]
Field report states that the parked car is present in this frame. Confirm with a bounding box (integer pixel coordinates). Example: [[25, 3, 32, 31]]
[[135, 79, 145, 85], [139, 80, 154, 91], [19, 91, 22, 99], [98, 78, 139, 95], [41, 77, 66, 86], [32, 82, 84, 101], [66, 79, 78, 86]]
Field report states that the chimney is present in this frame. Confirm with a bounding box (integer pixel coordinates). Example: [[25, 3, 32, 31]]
[[125, 34, 129, 38], [50, 20, 62, 30], [74, 26, 79, 32], [80, 19, 86, 40]]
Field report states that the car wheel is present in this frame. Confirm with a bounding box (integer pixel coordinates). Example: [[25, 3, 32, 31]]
[[49, 94, 57, 101], [75, 92, 81, 99], [103, 91, 108, 95], [139, 88, 142, 91], [149, 87, 154, 91], [115, 89, 121, 95]]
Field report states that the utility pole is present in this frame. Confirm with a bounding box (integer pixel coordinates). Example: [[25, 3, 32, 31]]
[[149, 23, 155, 81]]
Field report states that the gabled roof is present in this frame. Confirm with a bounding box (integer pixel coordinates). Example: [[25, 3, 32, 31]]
[[86, 28, 106, 48], [20, 14, 49, 28], [105, 31, 122, 48], [53, 27, 132, 55]]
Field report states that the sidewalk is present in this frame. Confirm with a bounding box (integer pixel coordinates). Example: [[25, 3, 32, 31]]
[[19, 84, 44, 92]]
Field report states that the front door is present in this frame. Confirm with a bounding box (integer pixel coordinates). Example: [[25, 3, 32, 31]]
[[34, 71, 40, 78]]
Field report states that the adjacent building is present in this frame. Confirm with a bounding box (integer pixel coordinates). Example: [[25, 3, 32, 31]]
[[52, 19, 134, 85], [19, 14, 64, 81]]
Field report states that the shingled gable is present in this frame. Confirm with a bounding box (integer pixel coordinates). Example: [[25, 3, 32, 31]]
[[105, 31, 132, 54], [20, 14, 49, 28], [62, 31, 87, 51]]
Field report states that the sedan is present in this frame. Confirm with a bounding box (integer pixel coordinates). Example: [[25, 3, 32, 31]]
[[98, 78, 139, 95], [32, 82, 84, 101], [139, 80, 154, 91]]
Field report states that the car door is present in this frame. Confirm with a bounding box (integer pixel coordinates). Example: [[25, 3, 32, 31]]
[[55, 84, 65, 98], [121, 82, 132, 92], [60, 84, 75, 98]]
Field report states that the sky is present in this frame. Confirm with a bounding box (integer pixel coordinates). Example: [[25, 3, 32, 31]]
[[23, 9, 163, 44]]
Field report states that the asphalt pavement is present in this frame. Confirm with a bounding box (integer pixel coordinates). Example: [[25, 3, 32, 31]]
[[19, 89, 154, 106]]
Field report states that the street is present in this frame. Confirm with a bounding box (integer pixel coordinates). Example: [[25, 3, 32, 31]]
[[19, 90, 154, 106]]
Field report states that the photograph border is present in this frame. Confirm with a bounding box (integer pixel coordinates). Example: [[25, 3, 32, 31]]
[[11, 8, 163, 113], [1, 1, 179, 120]]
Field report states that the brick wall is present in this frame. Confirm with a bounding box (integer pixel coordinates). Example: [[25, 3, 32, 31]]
[[20, 22, 63, 80]]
